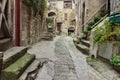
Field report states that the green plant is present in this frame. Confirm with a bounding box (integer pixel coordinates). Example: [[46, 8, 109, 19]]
[[46, 18, 54, 26], [93, 21, 120, 45], [23, 0, 47, 16], [111, 55, 120, 67], [83, 29, 89, 34], [94, 16, 101, 23], [87, 22, 95, 30], [93, 27, 106, 44]]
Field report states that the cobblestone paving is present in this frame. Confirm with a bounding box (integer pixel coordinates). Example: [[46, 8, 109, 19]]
[[54, 38, 78, 80], [28, 36, 120, 80], [64, 36, 120, 80]]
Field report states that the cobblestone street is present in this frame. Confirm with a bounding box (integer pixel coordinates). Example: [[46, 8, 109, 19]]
[[1, 0, 120, 80], [27, 36, 120, 80]]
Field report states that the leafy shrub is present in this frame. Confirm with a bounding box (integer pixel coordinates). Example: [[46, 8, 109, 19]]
[[93, 21, 120, 45], [94, 16, 101, 23], [83, 29, 89, 34], [23, 0, 47, 16], [111, 55, 120, 67], [87, 22, 95, 30]]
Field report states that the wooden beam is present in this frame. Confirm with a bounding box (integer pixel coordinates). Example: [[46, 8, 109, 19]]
[[0, 0, 7, 29], [2, 12, 12, 37]]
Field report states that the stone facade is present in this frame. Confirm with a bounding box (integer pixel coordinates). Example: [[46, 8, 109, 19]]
[[47, 0, 76, 35], [75, 0, 107, 34]]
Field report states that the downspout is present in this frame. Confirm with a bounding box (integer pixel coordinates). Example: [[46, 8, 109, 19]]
[[15, 0, 20, 46], [108, 0, 111, 16]]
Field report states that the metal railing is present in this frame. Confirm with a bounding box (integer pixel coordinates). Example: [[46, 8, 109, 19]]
[[82, 3, 107, 28], [90, 14, 108, 29]]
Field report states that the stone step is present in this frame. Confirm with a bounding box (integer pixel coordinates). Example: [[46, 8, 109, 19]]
[[80, 39, 90, 47], [41, 36, 53, 41], [19, 59, 41, 80], [2, 54, 35, 80], [75, 43, 90, 55], [3, 47, 28, 69]]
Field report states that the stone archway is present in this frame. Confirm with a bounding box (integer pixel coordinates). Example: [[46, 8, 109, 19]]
[[68, 27, 75, 34], [48, 12, 56, 17]]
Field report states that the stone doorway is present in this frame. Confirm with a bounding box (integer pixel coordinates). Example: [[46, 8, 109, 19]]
[[57, 23, 62, 35]]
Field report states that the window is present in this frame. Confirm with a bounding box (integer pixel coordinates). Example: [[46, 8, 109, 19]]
[[64, 1, 72, 9], [64, 13, 67, 20]]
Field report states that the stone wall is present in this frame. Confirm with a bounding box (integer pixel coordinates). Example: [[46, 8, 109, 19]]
[[85, 0, 107, 29], [75, 0, 107, 34], [20, 1, 47, 46]]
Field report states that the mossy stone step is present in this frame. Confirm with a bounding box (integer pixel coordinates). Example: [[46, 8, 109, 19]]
[[3, 47, 28, 69], [75, 43, 89, 55], [41, 36, 53, 41], [19, 60, 40, 80], [80, 39, 90, 47], [2, 54, 35, 80]]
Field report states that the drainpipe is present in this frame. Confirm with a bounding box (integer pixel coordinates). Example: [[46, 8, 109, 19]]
[[15, 0, 20, 46], [108, 0, 111, 16]]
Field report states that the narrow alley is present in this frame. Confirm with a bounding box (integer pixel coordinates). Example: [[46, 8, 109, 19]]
[[1, 0, 120, 80]]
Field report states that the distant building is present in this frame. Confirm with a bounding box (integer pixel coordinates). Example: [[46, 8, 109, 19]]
[[47, 0, 76, 35], [75, 0, 108, 35]]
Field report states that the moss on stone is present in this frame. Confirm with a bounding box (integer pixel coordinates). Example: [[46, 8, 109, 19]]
[[3, 47, 28, 69], [2, 54, 35, 80]]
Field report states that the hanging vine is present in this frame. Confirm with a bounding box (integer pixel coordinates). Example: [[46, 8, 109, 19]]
[[23, 0, 47, 16]]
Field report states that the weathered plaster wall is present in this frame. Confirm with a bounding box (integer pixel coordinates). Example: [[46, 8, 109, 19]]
[[98, 43, 113, 60], [91, 42, 120, 60]]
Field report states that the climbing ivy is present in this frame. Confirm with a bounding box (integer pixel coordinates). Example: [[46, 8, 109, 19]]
[[23, 0, 47, 16]]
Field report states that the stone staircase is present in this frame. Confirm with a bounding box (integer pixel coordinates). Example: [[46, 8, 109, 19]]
[[1, 47, 41, 80], [41, 32, 54, 41], [74, 39, 90, 55]]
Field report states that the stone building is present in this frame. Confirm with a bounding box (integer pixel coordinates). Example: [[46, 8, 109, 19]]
[[75, 0, 108, 35], [57, 0, 75, 35], [90, 0, 120, 60], [0, 0, 47, 51], [47, 0, 76, 35]]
